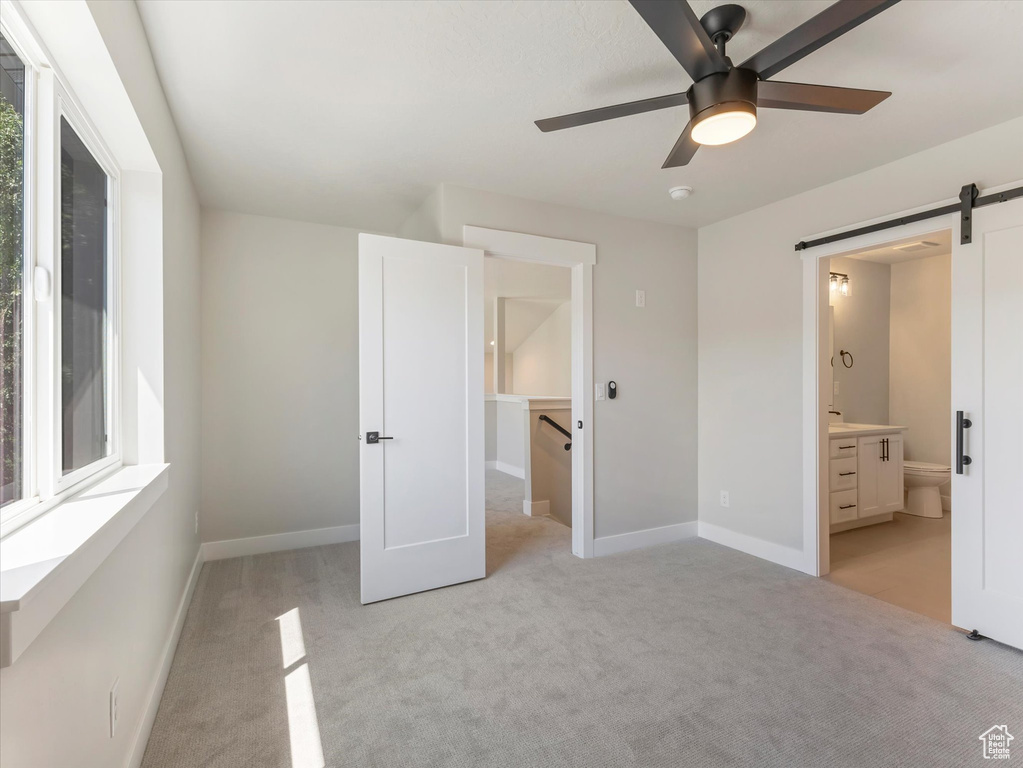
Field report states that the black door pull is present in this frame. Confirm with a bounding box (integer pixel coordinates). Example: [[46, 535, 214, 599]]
[[366, 431, 393, 444], [956, 411, 972, 474]]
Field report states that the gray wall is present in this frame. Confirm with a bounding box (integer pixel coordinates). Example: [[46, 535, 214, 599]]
[[201, 210, 362, 542], [428, 184, 699, 539], [0, 2, 202, 766], [512, 301, 571, 396], [890, 253, 952, 498], [698, 115, 1023, 552], [830, 256, 891, 425]]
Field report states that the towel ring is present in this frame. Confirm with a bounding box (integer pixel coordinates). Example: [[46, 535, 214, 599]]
[[839, 349, 854, 368]]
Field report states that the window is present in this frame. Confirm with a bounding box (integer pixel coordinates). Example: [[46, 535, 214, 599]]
[[60, 117, 110, 475], [0, 18, 120, 530], [1, 31, 26, 508]]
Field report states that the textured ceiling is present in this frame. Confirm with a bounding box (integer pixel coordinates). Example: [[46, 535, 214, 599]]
[[137, 0, 1023, 232]]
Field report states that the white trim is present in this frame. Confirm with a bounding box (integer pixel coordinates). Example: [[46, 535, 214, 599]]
[[462, 226, 596, 558], [126, 546, 202, 768], [593, 521, 698, 557], [463, 227, 596, 266], [522, 500, 549, 517], [698, 521, 806, 572], [202, 524, 360, 562]]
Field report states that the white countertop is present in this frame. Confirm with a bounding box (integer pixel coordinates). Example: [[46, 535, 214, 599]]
[[828, 423, 908, 438]]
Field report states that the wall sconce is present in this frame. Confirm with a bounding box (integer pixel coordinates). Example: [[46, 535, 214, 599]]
[[830, 272, 851, 297]]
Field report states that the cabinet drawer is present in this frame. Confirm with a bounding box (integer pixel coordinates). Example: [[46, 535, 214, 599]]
[[830, 438, 858, 459], [829, 457, 858, 491], [829, 489, 859, 524]]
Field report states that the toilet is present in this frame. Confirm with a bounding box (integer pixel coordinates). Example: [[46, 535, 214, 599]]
[[903, 461, 951, 518]]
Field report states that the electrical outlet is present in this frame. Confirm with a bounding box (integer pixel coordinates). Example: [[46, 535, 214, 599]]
[[635, 289, 645, 308], [109, 678, 120, 738], [834, 380, 840, 395], [595, 382, 605, 401], [720, 491, 730, 508]]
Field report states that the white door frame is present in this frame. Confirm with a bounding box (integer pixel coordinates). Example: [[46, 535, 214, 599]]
[[799, 203, 961, 577], [462, 226, 596, 559]]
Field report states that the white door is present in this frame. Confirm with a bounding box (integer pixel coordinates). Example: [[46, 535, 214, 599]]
[[952, 197, 1023, 648], [359, 234, 485, 604]]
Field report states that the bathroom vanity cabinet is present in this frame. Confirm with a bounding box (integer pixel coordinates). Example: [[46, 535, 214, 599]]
[[828, 425, 906, 532]]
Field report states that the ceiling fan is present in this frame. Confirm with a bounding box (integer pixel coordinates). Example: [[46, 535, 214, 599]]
[[535, 0, 900, 168]]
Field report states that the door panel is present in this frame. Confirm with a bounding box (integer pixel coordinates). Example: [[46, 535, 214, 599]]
[[878, 436, 903, 514], [856, 436, 880, 518], [359, 234, 485, 604], [952, 203, 1023, 648], [381, 256, 470, 549]]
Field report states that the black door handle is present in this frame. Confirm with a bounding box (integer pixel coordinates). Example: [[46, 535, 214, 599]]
[[366, 431, 393, 444], [956, 410, 972, 474]]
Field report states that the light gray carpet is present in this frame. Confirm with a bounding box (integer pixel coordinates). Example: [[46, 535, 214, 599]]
[[143, 470, 1023, 767]]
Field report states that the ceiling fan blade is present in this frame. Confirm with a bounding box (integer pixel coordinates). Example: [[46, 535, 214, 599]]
[[535, 92, 688, 133], [628, 0, 729, 82], [758, 80, 891, 114], [662, 121, 699, 168], [741, 0, 901, 81]]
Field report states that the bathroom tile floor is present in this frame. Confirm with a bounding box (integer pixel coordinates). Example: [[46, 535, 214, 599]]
[[825, 511, 951, 623]]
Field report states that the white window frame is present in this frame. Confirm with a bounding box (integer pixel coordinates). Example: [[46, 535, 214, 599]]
[[0, 12, 121, 532], [1, 17, 38, 524], [51, 87, 121, 495]]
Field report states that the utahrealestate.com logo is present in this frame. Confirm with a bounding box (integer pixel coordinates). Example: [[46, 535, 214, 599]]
[[979, 725, 1013, 760]]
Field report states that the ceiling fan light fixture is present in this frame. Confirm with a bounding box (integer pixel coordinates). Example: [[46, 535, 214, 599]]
[[691, 101, 757, 146]]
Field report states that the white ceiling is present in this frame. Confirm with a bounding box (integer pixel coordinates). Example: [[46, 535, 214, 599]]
[[845, 228, 951, 265], [137, 0, 1023, 232], [484, 257, 570, 352]]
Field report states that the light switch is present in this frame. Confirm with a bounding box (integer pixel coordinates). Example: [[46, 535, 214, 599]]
[[595, 383, 605, 401], [834, 381, 840, 395], [635, 290, 645, 308]]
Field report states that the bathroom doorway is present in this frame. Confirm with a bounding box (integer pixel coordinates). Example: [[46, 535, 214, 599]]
[[819, 229, 952, 623]]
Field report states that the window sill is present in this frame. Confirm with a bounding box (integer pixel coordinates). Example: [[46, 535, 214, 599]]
[[0, 464, 169, 667]]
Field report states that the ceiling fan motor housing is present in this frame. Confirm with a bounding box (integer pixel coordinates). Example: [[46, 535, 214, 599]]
[[687, 67, 758, 128]]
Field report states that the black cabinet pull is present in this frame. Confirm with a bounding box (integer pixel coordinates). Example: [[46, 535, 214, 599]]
[[956, 410, 973, 474], [839, 471, 856, 476], [838, 444, 855, 450], [839, 504, 857, 510]]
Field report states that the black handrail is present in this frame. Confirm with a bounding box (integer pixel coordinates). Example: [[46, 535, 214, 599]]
[[538, 415, 572, 451]]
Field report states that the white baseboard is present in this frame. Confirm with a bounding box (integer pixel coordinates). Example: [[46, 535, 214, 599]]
[[593, 521, 698, 557], [698, 521, 806, 572], [202, 524, 360, 561], [489, 461, 525, 479], [127, 546, 203, 768], [523, 499, 549, 517]]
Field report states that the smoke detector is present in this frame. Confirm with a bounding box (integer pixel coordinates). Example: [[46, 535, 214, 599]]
[[669, 185, 693, 201]]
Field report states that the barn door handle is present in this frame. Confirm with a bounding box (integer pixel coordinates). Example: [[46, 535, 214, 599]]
[[956, 411, 972, 474]]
